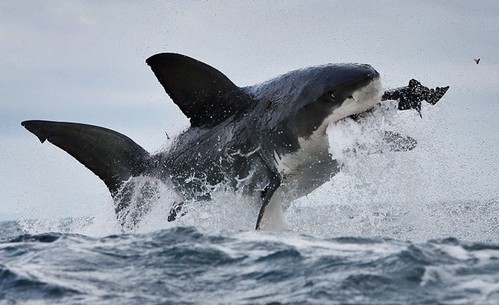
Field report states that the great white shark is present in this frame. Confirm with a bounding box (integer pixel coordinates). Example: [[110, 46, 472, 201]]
[[22, 53, 448, 231]]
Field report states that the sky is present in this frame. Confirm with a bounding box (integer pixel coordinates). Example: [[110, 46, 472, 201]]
[[1, 1, 498, 221]]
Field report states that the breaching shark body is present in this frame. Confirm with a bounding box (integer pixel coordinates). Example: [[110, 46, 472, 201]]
[[22, 53, 448, 230]]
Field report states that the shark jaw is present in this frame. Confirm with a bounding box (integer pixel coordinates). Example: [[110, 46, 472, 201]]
[[328, 77, 383, 126]]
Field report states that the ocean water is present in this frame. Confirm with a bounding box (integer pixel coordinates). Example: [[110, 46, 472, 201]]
[[1, 223, 499, 305], [2, 103, 498, 304]]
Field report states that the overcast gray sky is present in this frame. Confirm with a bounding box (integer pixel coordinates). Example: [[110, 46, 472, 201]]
[[1, 1, 498, 221]]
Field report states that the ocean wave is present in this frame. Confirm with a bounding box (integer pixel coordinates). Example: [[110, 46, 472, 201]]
[[1, 223, 499, 304]]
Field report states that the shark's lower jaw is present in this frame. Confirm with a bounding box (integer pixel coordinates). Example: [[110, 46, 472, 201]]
[[328, 77, 383, 124]]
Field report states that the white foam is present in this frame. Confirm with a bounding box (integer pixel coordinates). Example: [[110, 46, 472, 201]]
[[18, 99, 499, 242], [285, 102, 499, 241]]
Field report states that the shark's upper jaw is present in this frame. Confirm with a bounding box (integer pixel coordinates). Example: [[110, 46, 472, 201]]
[[328, 76, 382, 124]]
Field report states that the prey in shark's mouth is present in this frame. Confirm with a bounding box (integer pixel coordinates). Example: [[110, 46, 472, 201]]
[[22, 53, 448, 231]]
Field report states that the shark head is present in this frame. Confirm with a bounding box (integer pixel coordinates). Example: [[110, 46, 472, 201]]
[[248, 63, 382, 139]]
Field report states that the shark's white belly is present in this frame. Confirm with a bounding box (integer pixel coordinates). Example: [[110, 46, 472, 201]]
[[276, 132, 329, 176]]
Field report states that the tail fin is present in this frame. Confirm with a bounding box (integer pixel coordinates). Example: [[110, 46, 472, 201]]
[[21, 120, 150, 196]]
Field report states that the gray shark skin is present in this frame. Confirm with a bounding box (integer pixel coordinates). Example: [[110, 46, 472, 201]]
[[22, 53, 448, 231]]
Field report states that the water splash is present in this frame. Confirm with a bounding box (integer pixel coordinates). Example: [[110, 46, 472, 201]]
[[17, 102, 498, 241], [287, 102, 498, 241]]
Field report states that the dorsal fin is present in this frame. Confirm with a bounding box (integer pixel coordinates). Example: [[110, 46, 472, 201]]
[[146, 53, 250, 127]]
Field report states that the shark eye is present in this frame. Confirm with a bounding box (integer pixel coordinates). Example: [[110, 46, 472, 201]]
[[329, 92, 335, 100]]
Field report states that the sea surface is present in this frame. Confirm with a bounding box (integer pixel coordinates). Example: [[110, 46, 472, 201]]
[[3, 104, 498, 304], [1, 219, 499, 305]]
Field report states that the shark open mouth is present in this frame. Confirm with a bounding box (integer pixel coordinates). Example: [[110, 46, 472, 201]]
[[329, 77, 383, 124]]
